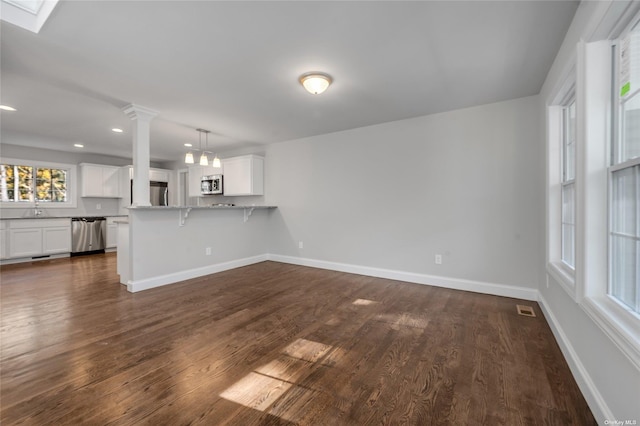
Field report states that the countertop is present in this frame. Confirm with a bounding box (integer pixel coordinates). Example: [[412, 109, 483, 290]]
[[0, 215, 127, 220], [127, 205, 276, 210]]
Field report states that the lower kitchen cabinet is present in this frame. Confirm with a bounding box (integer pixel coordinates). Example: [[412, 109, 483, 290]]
[[9, 228, 42, 258], [0, 222, 7, 260], [43, 226, 72, 254], [106, 217, 119, 249], [6, 219, 71, 259]]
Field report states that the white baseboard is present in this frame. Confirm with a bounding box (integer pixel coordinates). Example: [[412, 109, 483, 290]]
[[127, 254, 269, 293], [538, 294, 612, 423], [0, 252, 69, 265], [267, 254, 538, 301]]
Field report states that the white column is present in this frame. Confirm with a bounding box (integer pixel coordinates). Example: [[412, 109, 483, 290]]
[[122, 104, 158, 207]]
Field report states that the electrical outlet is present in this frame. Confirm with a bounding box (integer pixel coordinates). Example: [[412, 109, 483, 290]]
[[299, 241, 304, 249], [205, 247, 212, 255], [435, 254, 442, 265], [96, 203, 101, 210]]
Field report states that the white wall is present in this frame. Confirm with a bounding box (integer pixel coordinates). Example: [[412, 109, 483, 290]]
[[263, 96, 541, 293], [127, 207, 272, 291], [538, 0, 640, 422]]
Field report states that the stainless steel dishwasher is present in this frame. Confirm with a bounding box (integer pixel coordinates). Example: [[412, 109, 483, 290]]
[[71, 217, 106, 255]]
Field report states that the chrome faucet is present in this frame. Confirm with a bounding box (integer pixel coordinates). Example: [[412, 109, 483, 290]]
[[34, 200, 42, 217]]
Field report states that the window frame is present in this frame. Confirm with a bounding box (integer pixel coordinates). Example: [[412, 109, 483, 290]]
[[575, 14, 640, 371], [607, 23, 640, 316], [561, 95, 577, 271], [546, 67, 577, 298], [0, 157, 77, 209]]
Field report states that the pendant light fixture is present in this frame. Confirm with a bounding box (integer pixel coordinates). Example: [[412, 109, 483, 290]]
[[197, 129, 208, 166], [299, 72, 332, 95], [184, 128, 216, 165]]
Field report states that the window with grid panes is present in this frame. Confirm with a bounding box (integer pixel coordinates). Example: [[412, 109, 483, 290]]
[[611, 24, 640, 314]]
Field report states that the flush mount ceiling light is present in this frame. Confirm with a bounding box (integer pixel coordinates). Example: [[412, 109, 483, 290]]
[[299, 72, 332, 95], [73, 143, 84, 148], [111, 128, 123, 133], [0, 105, 17, 111]]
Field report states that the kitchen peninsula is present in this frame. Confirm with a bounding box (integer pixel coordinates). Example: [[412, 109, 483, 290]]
[[118, 205, 276, 292]]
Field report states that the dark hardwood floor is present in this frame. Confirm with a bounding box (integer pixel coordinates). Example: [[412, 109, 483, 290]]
[[1, 253, 595, 425]]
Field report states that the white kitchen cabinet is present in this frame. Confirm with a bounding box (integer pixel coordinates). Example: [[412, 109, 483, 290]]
[[149, 168, 170, 183], [80, 163, 121, 198], [0, 222, 7, 260], [222, 155, 264, 196], [106, 217, 119, 249], [42, 226, 72, 254], [9, 228, 42, 258], [188, 165, 204, 197], [7, 219, 71, 259], [103, 167, 120, 197]]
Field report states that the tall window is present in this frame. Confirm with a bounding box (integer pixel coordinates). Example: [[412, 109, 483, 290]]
[[1, 164, 68, 203], [562, 98, 576, 269], [611, 25, 640, 314]]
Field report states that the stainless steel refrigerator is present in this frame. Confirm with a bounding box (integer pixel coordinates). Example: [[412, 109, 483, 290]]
[[131, 180, 169, 206]]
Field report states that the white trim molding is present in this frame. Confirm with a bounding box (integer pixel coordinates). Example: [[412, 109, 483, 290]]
[[538, 294, 614, 423], [581, 296, 640, 371], [267, 254, 538, 301], [126, 254, 268, 293]]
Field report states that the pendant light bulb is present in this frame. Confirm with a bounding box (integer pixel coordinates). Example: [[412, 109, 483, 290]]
[[185, 152, 194, 164], [213, 155, 221, 168], [199, 152, 208, 166]]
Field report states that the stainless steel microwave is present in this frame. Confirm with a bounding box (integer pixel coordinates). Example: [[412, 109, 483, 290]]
[[201, 174, 223, 195]]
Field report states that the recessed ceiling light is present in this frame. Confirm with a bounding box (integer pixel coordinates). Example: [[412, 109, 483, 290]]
[[0, 105, 17, 111], [184, 143, 192, 147], [74, 144, 84, 148], [111, 128, 123, 133]]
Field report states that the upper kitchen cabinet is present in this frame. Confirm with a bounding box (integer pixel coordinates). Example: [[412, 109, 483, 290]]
[[119, 166, 173, 207], [80, 163, 120, 198], [149, 168, 170, 182], [222, 155, 264, 196]]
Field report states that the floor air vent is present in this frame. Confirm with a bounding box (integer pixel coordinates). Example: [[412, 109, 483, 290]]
[[517, 305, 536, 317]]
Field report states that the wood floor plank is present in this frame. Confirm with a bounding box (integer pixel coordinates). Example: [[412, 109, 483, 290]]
[[0, 253, 596, 425]]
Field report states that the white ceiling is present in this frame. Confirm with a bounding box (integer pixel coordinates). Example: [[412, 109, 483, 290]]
[[0, 0, 578, 162]]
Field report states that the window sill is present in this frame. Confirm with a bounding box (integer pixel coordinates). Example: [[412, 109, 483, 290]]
[[582, 295, 640, 371], [547, 261, 577, 300]]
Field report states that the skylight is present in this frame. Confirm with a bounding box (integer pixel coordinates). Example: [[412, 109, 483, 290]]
[[0, 0, 59, 33], [4, 0, 44, 14]]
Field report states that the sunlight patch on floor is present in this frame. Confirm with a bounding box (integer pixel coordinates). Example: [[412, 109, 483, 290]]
[[219, 372, 292, 411], [352, 298, 378, 306], [281, 338, 332, 363], [375, 312, 429, 329], [255, 357, 307, 384], [220, 338, 336, 414]]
